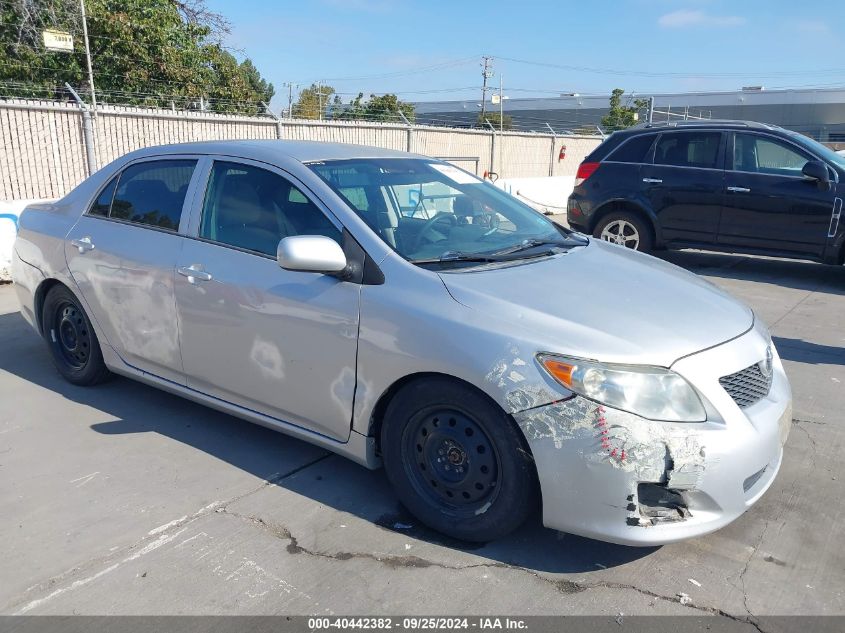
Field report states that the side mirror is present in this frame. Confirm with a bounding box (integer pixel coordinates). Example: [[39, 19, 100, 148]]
[[802, 160, 830, 189], [277, 235, 347, 274]]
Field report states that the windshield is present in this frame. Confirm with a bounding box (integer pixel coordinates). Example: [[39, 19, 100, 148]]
[[786, 130, 845, 171], [308, 158, 578, 265]]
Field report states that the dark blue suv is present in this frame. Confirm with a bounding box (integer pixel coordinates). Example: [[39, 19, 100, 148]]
[[567, 120, 845, 265]]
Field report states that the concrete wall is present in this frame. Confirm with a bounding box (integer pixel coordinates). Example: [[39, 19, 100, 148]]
[[495, 176, 574, 214], [0, 199, 47, 281]]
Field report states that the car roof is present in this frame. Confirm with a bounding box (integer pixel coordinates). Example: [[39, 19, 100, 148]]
[[120, 139, 423, 164]]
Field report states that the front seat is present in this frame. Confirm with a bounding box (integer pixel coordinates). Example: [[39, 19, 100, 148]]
[[452, 195, 479, 224], [215, 178, 281, 256]]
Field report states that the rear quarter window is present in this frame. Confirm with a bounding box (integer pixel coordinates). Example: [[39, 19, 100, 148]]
[[606, 134, 656, 163], [88, 176, 118, 217]]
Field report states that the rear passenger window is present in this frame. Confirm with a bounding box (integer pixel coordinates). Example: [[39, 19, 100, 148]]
[[199, 161, 341, 257], [607, 134, 656, 163], [654, 132, 721, 169], [89, 176, 118, 217], [110, 160, 196, 230]]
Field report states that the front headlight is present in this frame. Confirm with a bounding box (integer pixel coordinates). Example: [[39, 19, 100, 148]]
[[537, 353, 706, 422]]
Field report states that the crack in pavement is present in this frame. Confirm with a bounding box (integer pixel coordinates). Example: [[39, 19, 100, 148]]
[[3, 452, 333, 613], [791, 420, 818, 453], [219, 508, 768, 631], [5, 442, 780, 633], [738, 520, 770, 621]]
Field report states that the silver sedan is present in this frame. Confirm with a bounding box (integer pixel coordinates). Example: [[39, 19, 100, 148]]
[[11, 140, 792, 545]]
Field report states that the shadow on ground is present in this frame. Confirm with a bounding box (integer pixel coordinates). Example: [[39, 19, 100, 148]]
[[772, 336, 845, 366], [656, 249, 845, 295], [0, 308, 655, 574]]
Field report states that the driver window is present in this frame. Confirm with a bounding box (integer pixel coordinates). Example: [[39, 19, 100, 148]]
[[733, 134, 810, 176], [199, 161, 341, 257]]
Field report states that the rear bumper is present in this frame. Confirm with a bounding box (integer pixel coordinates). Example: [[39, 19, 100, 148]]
[[514, 323, 791, 546]]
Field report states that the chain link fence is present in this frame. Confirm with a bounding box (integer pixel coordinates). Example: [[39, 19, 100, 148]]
[[0, 98, 602, 201]]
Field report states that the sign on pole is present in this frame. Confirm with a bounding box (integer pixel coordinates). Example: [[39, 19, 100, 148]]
[[42, 30, 74, 52]]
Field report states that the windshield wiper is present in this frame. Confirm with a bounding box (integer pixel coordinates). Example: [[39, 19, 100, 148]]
[[411, 247, 562, 266], [411, 250, 500, 265], [489, 237, 584, 257]]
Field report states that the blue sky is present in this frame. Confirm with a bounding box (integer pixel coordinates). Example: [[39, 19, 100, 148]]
[[205, 0, 845, 111]]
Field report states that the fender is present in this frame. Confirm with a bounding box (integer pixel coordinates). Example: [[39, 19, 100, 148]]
[[590, 196, 663, 245]]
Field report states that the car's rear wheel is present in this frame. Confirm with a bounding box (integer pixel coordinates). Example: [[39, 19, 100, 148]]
[[41, 285, 111, 386], [594, 212, 653, 253], [380, 377, 538, 542]]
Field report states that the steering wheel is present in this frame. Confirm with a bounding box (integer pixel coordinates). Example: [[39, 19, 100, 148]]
[[412, 212, 457, 251]]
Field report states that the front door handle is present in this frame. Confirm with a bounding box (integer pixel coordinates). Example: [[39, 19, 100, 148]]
[[642, 178, 663, 184], [177, 265, 212, 283], [727, 186, 751, 193], [70, 236, 95, 253]]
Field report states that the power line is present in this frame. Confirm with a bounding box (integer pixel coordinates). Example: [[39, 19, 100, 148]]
[[496, 55, 845, 79]]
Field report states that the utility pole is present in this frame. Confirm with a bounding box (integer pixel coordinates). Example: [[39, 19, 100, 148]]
[[317, 80, 323, 121], [79, 0, 97, 113], [479, 56, 493, 121], [499, 74, 503, 133], [283, 82, 298, 118]]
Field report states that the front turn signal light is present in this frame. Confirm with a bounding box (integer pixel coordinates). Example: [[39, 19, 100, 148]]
[[540, 357, 575, 389]]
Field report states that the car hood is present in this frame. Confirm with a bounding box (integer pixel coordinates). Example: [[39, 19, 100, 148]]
[[439, 240, 754, 368]]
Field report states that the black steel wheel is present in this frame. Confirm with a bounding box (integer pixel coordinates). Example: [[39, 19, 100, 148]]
[[381, 377, 538, 542], [53, 301, 92, 369], [403, 407, 501, 516], [41, 285, 111, 386]]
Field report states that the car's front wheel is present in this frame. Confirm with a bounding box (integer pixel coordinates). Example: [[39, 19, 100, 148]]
[[41, 285, 111, 386], [593, 212, 653, 253], [380, 378, 538, 542]]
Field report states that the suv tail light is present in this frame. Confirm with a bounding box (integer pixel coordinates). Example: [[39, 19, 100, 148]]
[[575, 161, 599, 186]]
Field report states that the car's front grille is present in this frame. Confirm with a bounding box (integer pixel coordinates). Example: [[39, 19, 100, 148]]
[[719, 362, 772, 408]]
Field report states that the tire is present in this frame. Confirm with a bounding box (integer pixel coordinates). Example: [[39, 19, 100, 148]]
[[593, 212, 654, 253], [41, 285, 111, 386], [380, 377, 538, 542]]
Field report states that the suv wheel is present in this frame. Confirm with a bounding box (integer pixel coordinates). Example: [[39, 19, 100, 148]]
[[380, 378, 538, 542], [594, 212, 653, 253]]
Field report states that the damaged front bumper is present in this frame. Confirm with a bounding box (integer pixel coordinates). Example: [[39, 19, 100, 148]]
[[514, 325, 791, 546]]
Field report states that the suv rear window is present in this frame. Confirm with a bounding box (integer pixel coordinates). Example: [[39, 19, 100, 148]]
[[654, 132, 721, 169], [607, 134, 656, 163]]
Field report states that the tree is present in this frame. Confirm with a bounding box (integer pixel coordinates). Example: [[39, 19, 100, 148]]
[[292, 83, 336, 119], [0, 0, 274, 113], [332, 92, 415, 123], [600, 89, 649, 131], [476, 111, 513, 130]]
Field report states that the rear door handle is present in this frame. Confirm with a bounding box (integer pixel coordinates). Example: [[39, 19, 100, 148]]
[[177, 265, 212, 283], [727, 186, 751, 193], [70, 236, 95, 253], [642, 178, 663, 184]]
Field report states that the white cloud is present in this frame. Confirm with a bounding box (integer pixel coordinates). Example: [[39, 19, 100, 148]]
[[795, 19, 830, 35], [658, 9, 746, 28]]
